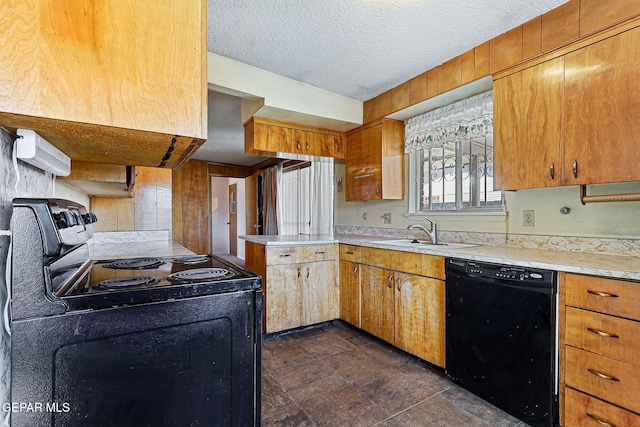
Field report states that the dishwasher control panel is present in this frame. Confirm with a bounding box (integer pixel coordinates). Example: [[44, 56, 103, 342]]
[[447, 258, 555, 284]]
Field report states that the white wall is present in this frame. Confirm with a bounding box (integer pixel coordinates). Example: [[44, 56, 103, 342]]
[[334, 160, 640, 239]]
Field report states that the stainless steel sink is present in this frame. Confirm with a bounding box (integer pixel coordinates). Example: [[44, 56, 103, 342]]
[[368, 239, 479, 249]]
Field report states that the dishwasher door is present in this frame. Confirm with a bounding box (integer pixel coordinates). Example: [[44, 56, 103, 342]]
[[445, 258, 557, 427]]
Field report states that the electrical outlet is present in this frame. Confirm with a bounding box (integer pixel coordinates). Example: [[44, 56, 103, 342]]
[[382, 213, 392, 224], [523, 210, 535, 227]]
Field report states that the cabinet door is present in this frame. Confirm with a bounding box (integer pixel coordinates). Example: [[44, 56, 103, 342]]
[[303, 260, 339, 326], [494, 57, 564, 190], [339, 261, 360, 328], [346, 124, 383, 201], [394, 273, 445, 367], [564, 26, 640, 185], [360, 265, 394, 343], [265, 265, 302, 333]]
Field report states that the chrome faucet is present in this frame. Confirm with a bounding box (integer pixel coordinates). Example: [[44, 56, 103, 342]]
[[408, 220, 438, 245]]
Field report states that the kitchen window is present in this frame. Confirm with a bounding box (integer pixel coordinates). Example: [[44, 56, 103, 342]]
[[279, 161, 334, 235], [406, 91, 503, 213]]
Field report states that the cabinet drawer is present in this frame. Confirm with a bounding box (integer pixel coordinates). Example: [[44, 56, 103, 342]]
[[564, 387, 640, 427], [565, 274, 640, 321], [361, 247, 444, 279], [340, 244, 361, 263], [566, 306, 640, 365], [565, 346, 640, 414], [266, 246, 303, 265], [302, 244, 336, 262]]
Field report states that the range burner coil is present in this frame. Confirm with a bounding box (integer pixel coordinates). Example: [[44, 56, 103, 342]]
[[172, 255, 210, 265], [103, 258, 164, 270], [168, 268, 233, 283], [93, 276, 158, 290]]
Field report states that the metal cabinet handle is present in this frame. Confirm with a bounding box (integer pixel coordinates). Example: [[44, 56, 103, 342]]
[[280, 253, 292, 257], [305, 141, 309, 151], [573, 160, 578, 178], [376, 187, 380, 196], [314, 251, 325, 255], [297, 142, 301, 150], [354, 173, 374, 180], [396, 277, 402, 291], [387, 275, 393, 288], [587, 413, 617, 427], [306, 267, 310, 279], [353, 267, 358, 278], [297, 267, 300, 278], [587, 368, 620, 382], [587, 327, 619, 339], [587, 290, 618, 298], [550, 163, 555, 180], [346, 251, 355, 255]]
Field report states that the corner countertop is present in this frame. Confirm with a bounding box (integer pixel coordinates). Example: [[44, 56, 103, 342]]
[[241, 233, 640, 281]]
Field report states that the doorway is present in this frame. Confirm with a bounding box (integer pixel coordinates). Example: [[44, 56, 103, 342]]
[[210, 177, 246, 259]]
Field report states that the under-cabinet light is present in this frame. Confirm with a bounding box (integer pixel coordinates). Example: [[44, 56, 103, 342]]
[[16, 129, 71, 176]]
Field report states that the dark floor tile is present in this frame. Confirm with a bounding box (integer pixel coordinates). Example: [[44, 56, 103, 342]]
[[261, 402, 317, 427], [353, 366, 444, 415], [271, 358, 349, 402], [300, 382, 391, 427], [262, 336, 315, 372], [262, 373, 295, 416], [394, 358, 451, 391], [323, 347, 391, 381], [386, 394, 489, 427], [297, 331, 357, 357], [440, 385, 526, 427], [360, 339, 412, 367]]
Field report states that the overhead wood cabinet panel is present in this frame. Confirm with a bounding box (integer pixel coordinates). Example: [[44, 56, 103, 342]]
[[461, 49, 475, 85], [523, 17, 542, 59], [0, 0, 207, 169], [438, 56, 462, 94], [409, 72, 428, 105], [541, 0, 579, 52], [580, 0, 640, 36], [490, 26, 523, 73], [474, 42, 490, 79]]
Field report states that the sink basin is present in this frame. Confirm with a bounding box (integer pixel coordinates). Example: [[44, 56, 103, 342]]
[[368, 239, 478, 249]]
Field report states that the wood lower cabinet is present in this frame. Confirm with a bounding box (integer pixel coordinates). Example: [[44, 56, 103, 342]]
[[345, 245, 445, 368], [245, 242, 339, 333], [561, 273, 640, 425], [395, 273, 445, 368], [345, 118, 404, 201], [360, 265, 395, 343]]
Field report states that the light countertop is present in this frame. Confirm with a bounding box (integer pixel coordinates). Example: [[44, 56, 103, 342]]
[[89, 240, 195, 260], [241, 234, 640, 281]]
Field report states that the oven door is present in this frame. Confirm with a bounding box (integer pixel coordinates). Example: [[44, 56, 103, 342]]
[[10, 290, 262, 427]]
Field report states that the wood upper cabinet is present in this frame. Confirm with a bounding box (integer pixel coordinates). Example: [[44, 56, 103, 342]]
[[494, 57, 564, 190], [563, 25, 640, 185], [0, 0, 206, 169], [495, 22, 640, 189], [60, 162, 136, 197], [244, 117, 346, 159], [345, 118, 404, 201], [394, 272, 445, 368]]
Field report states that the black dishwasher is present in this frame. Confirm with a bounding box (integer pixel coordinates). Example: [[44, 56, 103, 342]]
[[445, 258, 558, 427]]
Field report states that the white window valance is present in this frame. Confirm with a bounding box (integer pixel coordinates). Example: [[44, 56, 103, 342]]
[[404, 90, 493, 153]]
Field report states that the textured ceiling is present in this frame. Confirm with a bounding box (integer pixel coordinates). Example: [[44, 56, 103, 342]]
[[208, 0, 567, 102], [201, 0, 567, 166]]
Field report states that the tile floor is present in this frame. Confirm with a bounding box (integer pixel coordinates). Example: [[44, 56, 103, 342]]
[[262, 321, 530, 427]]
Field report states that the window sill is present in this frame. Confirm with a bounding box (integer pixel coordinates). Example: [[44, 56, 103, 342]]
[[404, 208, 506, 222]]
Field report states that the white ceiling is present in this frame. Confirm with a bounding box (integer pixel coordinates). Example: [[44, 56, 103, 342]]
[[196, 0, 568, 167]]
